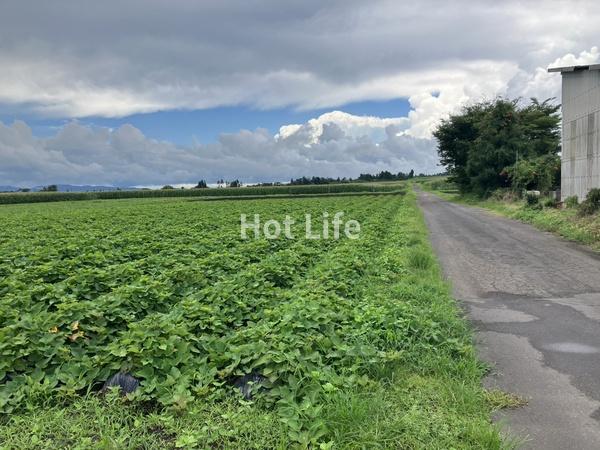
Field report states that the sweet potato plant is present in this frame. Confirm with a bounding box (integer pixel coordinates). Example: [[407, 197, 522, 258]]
[[0, 193, 502, 448]]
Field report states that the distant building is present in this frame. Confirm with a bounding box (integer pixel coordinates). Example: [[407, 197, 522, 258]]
[[549, 64, 600, 201]]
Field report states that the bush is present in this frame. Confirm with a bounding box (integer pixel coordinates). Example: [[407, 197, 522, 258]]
[[490, 188, 520, 202], [564, 196, 579, 209], [578, 188, 600, 216], [543, 197, 559, 208], [427, 179, 457, 192], [506, 154, 561, 193], [525, 193, 539, 207]]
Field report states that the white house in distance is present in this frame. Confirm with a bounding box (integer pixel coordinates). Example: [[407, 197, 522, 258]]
[[548, 64, 600, 201]]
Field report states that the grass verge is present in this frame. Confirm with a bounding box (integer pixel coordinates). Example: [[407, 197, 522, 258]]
[[421, 186, 600, 252]]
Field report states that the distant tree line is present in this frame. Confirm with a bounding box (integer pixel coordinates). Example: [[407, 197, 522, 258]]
[[190, 179, 241, 188], [434, 97, 561, 196], [290, 176, 349, 185], [356, 169, 415, 182], [289, 169, 418, 185]]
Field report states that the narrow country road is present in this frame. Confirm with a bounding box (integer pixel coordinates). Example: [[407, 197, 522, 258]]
[[418, 191, 600, 450]]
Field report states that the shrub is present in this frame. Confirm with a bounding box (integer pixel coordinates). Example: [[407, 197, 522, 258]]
[[525, 193, 539, 207], [491, 188, 520, 202], [427, 179, 457, 192], [564, 196, 579, 209], [578, 188, 600, 216], [490, 189, 507, 201], [506, 154, 561, 193], [543, 197, 559, 208]]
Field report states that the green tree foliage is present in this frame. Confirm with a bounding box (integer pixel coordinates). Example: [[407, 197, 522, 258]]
[[434, 98, 560, 196], [504, 154, 561, 192], [194, 180, 208, 189], [289, 170, 419, 185], [41, 184, 58, 192]]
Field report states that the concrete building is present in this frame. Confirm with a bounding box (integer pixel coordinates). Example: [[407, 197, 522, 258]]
[[549, 64, 600, 201]]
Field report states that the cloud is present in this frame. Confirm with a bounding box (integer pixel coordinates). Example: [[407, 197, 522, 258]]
[[1, 1, 599, 186], [0, 112, 439, 187], [276, 110, 409, 142], [507, 46, 600, 102], [548, 46, 600, 69], [0, 1, 598, 124]]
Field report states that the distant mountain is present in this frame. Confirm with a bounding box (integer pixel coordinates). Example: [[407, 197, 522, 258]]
[[0, 185, 20, 192]]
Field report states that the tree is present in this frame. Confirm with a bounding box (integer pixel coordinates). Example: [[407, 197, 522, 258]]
[[466, 99, 521, 195], [433, 97, 560, 196], [41, 184, 58, 192], [161, 185, 175, 190], [228, 179, 241, 188], [194, 180, 208, 189], [434, 102, 489, 193], [408, 169, 414, 179]]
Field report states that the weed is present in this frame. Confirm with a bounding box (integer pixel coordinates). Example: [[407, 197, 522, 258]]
[[484, 389, 528, 410], [525, 193, 539, 207], [543, 197, 559, 209], [564, 196, 579, 209], [408, 249, 434, 270], [578, 188, 600, 216]]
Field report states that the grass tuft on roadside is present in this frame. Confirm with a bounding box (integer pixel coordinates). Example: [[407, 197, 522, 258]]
[[484, 389, 528, 410]]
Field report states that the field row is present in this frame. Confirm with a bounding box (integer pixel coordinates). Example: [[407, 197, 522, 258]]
[[0, 183, 403, 204]]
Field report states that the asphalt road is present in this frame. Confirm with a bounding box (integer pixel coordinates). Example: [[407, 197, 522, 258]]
[[418, 191, 600, 449]]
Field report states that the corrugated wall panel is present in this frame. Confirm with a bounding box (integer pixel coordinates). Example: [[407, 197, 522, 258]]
[[561, 70, 600, 201]]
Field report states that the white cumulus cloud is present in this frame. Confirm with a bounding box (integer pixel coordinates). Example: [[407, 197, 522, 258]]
[[0, 2, 599, 186], [0, 113, 439, 187]]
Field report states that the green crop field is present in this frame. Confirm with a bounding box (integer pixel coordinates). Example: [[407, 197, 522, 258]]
[[0, 183, 402, 205], [0, 192, 504, 449]]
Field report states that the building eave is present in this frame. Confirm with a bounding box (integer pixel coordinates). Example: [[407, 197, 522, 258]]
[[548, 64, 600, 73]]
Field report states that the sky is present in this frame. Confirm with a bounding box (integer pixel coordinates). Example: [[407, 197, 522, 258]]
[[0, 0, 599, 187]]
